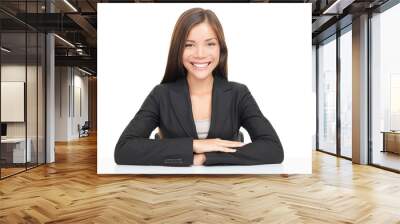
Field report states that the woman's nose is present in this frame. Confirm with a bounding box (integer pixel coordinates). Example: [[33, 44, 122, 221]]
[[194, 46, 206, 58]]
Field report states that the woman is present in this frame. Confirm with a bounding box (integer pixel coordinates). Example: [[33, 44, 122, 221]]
[[114, 8, 284, 166]]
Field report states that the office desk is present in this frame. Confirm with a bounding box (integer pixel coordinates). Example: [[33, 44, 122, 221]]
[[98, 155, 310, 175], [381, 131, 400, 154], [1, 138, 32, 163]]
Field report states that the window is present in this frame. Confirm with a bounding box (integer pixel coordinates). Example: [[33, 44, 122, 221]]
[[371, 2, 400, 171], [318, 36, 337, 154], [339, 27, 352, 158]]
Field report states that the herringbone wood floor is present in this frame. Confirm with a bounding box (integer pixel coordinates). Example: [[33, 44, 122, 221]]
[[1, 134, 400, 223]]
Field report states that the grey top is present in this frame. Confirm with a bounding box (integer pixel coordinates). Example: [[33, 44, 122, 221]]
[[194, 119, 210, 139]]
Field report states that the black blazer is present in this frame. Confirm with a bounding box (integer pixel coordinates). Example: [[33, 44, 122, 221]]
[[114, 75, 284, 166]]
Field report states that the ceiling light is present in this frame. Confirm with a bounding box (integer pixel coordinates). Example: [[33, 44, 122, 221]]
[[54, 34, 75, 48], [1, 47, 11, 53], [323, 0, 355, 15], [63, 0, 78, 12], [78, 67, 93, 76]]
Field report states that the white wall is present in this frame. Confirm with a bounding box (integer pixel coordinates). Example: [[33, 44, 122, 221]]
[[55, 67, 89, 141], [72, 72, 89, 138], [55, 66, 69, 141]]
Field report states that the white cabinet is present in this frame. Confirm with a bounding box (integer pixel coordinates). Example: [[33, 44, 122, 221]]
[[1, 138, 32, 163]]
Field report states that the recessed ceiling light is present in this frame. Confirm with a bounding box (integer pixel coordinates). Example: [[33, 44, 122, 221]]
[[63, 0, 78, 12], [54, 34, 75, 48], [323, 0, 355, 15], [78, 67, 93, 76], [1, 47, 11, 53]]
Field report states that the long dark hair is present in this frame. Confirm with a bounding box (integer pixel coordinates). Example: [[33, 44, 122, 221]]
[[161, 8, 228, 84]]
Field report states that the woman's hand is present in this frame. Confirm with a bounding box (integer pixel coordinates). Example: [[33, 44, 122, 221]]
[[193, 153, 206, 166], [193, 138, 245, 154]]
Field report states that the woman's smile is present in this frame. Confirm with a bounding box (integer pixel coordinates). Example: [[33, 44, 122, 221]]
[[191, 61, 211, 70]]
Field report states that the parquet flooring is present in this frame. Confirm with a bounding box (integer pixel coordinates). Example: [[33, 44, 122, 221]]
[[1, 134, 400, 223], [1, 167, 25, 177]]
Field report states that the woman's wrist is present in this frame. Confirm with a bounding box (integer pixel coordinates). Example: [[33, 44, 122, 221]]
[[193, 139, 199, 153], [199, 153, 206, 164], [202, 153, 207, 164], [193, 153, 206, 165]]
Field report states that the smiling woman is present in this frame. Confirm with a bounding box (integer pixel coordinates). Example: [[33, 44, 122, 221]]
[[114, 8, 284, 167]]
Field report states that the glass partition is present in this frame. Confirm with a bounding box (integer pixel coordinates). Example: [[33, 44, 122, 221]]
[[1, 31, 28, 177], [38, 32, 45, 165], [0, 1, 46, 179], [371, 3, 400, 171], [318, 35, 337, 155], [27, 31, 38, 169]]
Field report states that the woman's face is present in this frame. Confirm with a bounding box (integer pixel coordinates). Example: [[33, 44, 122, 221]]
[[182, 22, 220, 80]]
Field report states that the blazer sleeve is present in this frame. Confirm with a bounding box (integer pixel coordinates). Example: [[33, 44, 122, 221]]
[[203, 85, 284, 165], [114, 85, 194, 166]]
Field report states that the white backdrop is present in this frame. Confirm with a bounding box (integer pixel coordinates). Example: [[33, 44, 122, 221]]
[[1, 82, 25, 122], [98, 3, 312, 174]]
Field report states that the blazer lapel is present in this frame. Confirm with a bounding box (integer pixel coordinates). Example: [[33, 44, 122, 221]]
[[168, 75, 232, 139], [207, 75, 232, 139], [169, 78, 198, 138]]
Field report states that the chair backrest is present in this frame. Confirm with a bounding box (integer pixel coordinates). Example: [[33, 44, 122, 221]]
[[82, 121, 90, 129], [155, 131, 244, 142]]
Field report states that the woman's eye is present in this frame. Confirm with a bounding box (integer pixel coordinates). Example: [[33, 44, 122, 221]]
[[185, 44, 193, 47], [208, 43, 216, 46]]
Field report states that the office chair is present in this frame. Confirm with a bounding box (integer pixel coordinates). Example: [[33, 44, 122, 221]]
[[78, 121, 90, 138], [155, 131, 244, 143]]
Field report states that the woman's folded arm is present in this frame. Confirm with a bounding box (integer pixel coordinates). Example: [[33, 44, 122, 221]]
[[204, 85, 284, 166], [114, 86, 194, 166]]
